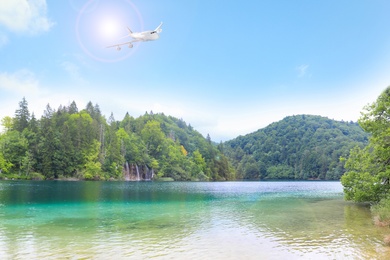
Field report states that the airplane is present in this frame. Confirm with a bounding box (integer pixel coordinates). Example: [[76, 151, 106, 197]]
[[106, 22, 163, 51]]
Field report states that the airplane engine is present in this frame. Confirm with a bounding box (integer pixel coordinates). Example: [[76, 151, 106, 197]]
[[116, 46, 121, 51], [128, 43, 133, 48]]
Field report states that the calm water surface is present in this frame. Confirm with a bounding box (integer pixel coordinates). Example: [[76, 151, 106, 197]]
[[0, 181, 389, 259]]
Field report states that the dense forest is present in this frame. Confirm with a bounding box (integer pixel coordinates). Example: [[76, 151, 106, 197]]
[[1, 99, 371, 181], [0, 98, 234, 181], [224, 115, 369, 180]]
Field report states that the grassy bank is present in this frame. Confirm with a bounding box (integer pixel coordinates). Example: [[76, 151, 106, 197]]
[[371, 198, 390, 245]]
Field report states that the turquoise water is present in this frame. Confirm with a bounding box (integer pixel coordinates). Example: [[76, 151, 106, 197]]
[[0, 181, 389, 259]]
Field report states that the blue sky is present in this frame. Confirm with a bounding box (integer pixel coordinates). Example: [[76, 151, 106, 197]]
[[1, 0, 390, 141]]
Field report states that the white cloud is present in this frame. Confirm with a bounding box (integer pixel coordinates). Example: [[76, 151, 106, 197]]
[[0, 69, 40, 94], [0, 0, 54, 34], [0, 70, 40, 127], [0, 69, 86, 121]]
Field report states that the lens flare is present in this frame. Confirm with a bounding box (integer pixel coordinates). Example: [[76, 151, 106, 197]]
[[75, 0, 144, 63], [98, 17, 121, 39]]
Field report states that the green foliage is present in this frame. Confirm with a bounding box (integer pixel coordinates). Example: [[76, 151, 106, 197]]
[[141, 120, 165, 158], [82, 140, 103, 180], [224, 115, 368, 180], [0, 152, 13, 174], [342, 86, 390, 203], [13, 97, 30, 132], [29, 172, 45, 180], [192, 149, 208, 180], [0, 99, 233, 181], [341, 146, 384, 202], [266, 165, 295, 179], [371, 197, 390, 226], [1, 116, 13, 132], [0, 130, 28, 174]]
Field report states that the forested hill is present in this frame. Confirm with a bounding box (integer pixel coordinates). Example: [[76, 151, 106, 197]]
[[0, 99, 370, 182], [223, 115, 369, 180], [0, 99, 234, 181]]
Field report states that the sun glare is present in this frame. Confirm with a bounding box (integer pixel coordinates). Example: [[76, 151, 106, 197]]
[[99, 18, 121, 39], [76, 0, 144, 62]]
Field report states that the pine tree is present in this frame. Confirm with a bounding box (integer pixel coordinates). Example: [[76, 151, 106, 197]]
[[13, 97, 30, 132], [68, 101, 78, 114]]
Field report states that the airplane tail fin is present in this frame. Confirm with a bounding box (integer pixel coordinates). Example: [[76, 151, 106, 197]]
[[154, 22, 163, 33]]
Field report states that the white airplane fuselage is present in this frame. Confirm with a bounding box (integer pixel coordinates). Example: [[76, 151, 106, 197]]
[[131, 31, 160, 41], [106, 22, 162, 51]]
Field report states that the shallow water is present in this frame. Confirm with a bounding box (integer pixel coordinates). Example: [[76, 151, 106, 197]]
[[0, 181, 389, 259]]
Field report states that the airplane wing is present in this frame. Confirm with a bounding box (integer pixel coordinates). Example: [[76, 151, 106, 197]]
[[106, 40, 137, 50]]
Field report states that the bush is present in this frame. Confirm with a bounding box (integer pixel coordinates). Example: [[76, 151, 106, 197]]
[[83, 172, 94, 180], [30, 172, 45, 180], [371, 198, 390, 227]]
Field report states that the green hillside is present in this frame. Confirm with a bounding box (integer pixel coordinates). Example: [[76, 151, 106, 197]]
[[0, 98, 234, 181], [1, 99, 370, 181], [224, 115, 369, 180]]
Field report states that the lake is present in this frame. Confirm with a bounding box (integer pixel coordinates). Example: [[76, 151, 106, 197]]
[[0, 181, 389, 259]]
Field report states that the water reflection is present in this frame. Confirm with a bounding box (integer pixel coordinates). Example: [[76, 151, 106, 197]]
[[231, 196, 390, 259], [0, 181, 209, 258], [0, 181, 389, 259]]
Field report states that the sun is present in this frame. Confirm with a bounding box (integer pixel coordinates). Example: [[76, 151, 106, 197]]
[[98, 17, 121, 39], [76, 0, 144, 62]]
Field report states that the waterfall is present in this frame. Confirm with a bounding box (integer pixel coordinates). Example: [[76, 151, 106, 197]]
[[136, 164, 140, 181], [144, 165, 150, 180], [125, 162, 130, 181]]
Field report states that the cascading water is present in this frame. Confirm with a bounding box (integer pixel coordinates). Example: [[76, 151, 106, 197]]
[[145, 165, 150, 180], [125, 162, 130, 181], [135, 164, 140, 181]]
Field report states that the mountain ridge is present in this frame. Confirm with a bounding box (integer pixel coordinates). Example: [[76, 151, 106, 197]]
[[223, 114, 369, 180]]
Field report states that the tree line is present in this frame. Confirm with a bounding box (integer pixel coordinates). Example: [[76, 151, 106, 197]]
[[0, 98, 234, 181], [224, 115, 369, 180], [1, 98, 373, 182]]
